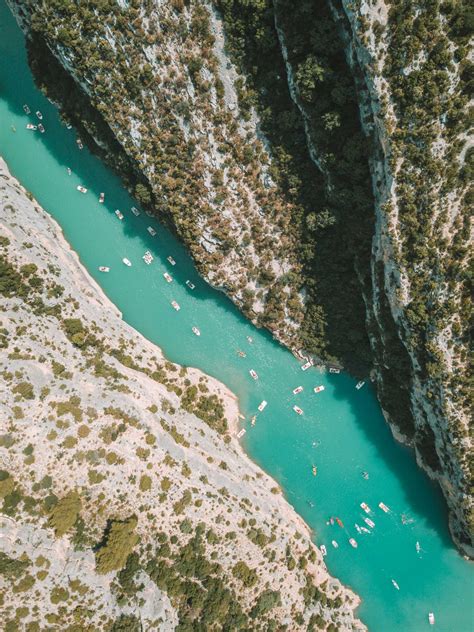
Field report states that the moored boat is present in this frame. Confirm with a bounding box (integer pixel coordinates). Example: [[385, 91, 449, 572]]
[[76, 138, 83, 149], [428, 613, 435, 625], [319, 545, 327, 557], [192, 327, 200, 336], [99, 192, 105, 203], [171, 300, 180, 311], [329, 367, 340, 374], [293, 405, 303, 415], [249, 369, 258, 380], [301, 361, 313, 371], [293, 386, 303, 395], [35, 110, 43, 119], [122, 258, 132, 267], [355, 380, 365, 390], [115, 209, 124, 220], [379, 502, 390, 513], [250, 415, 257, 426], [362, 471, 369, 480], [26, 123, 37, 131], [236, 428, 246, 439], [167, 255, 176, 265], [186, 280, 195, 290], [163, 272, 173, 283], [314, 385, 325, 393], [247, 336, 253, 343], [391, 579, 400, 590], [349, 538, 358, 548], [23, 104, 30, 114], [331, 540, 338, 548], [38, 123, 45, 133], [335, 517, 344, 528], [360, 502, 371, 514], [416, 541, 421, 554], [67, 167, 72, 176], [98, 266, 110, 272], [76, 185, 88, 194], [257, 400, 267, 412], [312, 465, 317, 476], [131, 206, 140, 216], [142, 251, 153, 265], [364, 517, 375, 529]]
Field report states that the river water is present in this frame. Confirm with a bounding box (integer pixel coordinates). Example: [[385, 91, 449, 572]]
[[0, 3, 472, 630]]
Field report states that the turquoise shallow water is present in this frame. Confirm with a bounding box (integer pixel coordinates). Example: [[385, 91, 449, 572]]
[[0, 3, 472, 629]]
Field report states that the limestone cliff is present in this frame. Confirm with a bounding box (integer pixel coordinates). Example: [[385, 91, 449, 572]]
[[0, 158, 364, 630]]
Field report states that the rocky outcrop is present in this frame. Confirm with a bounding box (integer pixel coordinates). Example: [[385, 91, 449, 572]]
[[0, 158, 364, 630]]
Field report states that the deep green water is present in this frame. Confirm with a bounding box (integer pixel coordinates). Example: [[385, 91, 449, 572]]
[[0, 3, 472, 629]]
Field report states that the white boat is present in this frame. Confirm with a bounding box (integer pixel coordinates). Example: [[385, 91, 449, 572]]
[[171, 300, 180, 311], [362, 471, 369, 480], [428, 612, 435, 625], [99, 192, 105, 203], [251, 415, 256, 426], [329, 367, 340, 374], [416, 541, 421, 554], [142, 251, 153, 265], [293, 405, 303, 415], [355, 523, 362, 534], [76, 185, 88, 194], [38, 123, 45, 133], [391, 579, 400, 590], [167, 256, 176, 266], [115, 210, 124, 220], [363, 517, 375, 529], [314, 385, 325, 393], [76, 138, 83, 149], [192, 327, 200, 336], [301, 361, 313, 371], [349, 538, 358, 548], [360, 502, 371, 514], [331, 540, 339, 548], [147, 226, 157, 237], [236, 428, 246, 439], [35, 110, 43, 120], [247, 336, 253, 343], [361, 526, 371, 534], [319, 545, 327, 557], [258, 400, 267, 412], [249, 369, 258, 380], [186, 280, 195, 290], [66, 122, 72, 130], [131, 206, 140, 216], [26, 123, 37, 131], [293, 386, 303, 395], [379, 502, 390, 513], [122, 258, 132, 267], [355, 380, 365, 390], [67, 167, 72, 176], [98, 266, 110, 272], [23, 104, 30, 114], [163, 272, 173, 283]]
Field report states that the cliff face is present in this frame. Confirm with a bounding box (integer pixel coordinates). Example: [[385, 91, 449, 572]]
[[6, 0, 472, 556], [0, 158, 364, 630]]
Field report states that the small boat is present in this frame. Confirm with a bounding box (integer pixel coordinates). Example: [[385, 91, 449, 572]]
[[301, 361, 313, 371], [186, 280, 195, 290], [247, 336, 253, 343], [335, 517, 344, 528], [236, 428, 246, 439], [38, 123, 45, 133], [391, 579, 400, 590], [171, 300, 180, 311], [147, 226, 157, 237], [307, 500, 315, 508], [251, 415, 257, 426], [11, 125, 16, 133], [237, 350, 246, 358], [76, 185, 88, 193], [312, 465, 317, 476], [360, 502, 371, 514], [249, 369, 258, 380], [364, 517, 375, 529], [319, 545, 327, 557], [98, 266, 110, 272], [192, 327, 200, 336], [355, 380, 365, 390], [167, 256, 176, 266], [163, 272, 173, 283], [314, 385, 325, 393], [258, 400, 267, 412], [349, 538, 358, 548], [26, 123, 37, 131], [293, 405, 303, 415], [329, 367, 340, 374], [67, 167, 72, 176], [99, 192, 105, 203], [131, 206, 140, 216], [66, 123, 72, 130], [36, 110, 43, 120], [76, 138, 83, 149], [332, 540, 339, 548], [293, 386, 303, 395], [142, 251, 153, 265], [355, 523, 362, 534], [379, 502, 390, 513], [122, 258, 132, 267], [416, 541, 421, 554], [23, 104, 30, 114], [115, 210, 124, 220], [329, 517, 334, 525], [428, 612, 435, 625], [401, 513, 415, 525], [360, 526, 371, 534], [362, 471, 369, 480]]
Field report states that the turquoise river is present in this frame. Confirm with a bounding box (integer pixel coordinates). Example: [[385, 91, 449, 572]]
[[0, 3, 472, 630]]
